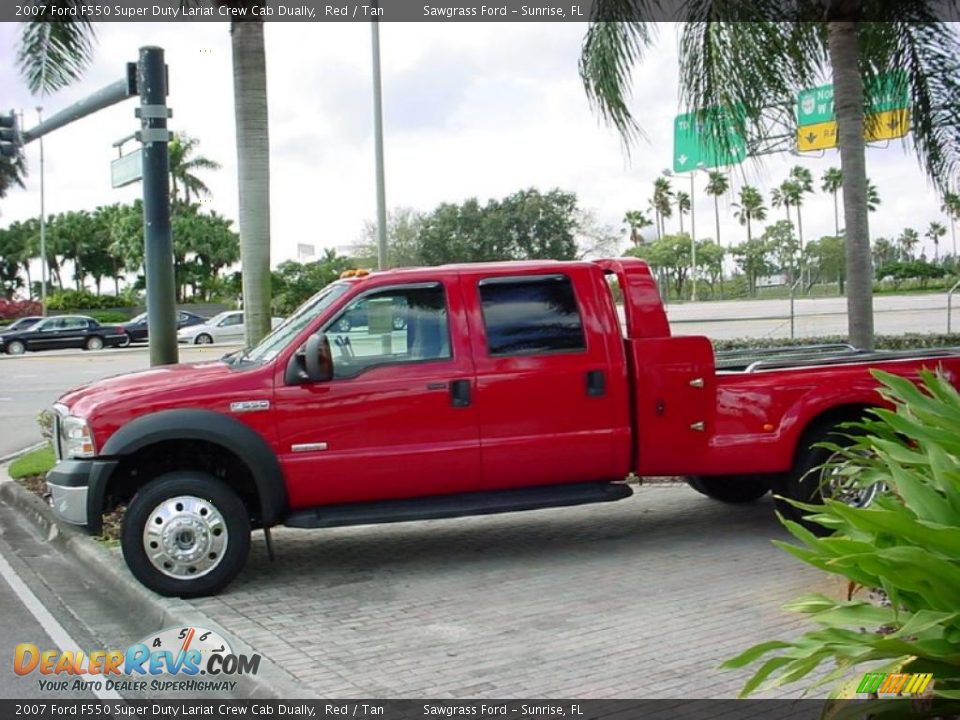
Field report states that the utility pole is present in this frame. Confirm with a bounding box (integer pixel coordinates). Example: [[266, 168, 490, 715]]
[[37, 108, 47, 314], [137, 46, 178, 366], [371, 3, 388, 270]]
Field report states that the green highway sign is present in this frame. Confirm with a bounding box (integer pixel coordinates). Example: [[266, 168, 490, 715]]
[[797, 71, 909, 127], [673, 107, 747, 173]]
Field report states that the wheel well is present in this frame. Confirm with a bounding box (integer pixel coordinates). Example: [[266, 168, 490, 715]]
[[794, 403, 874, 463], [104, 439, 262, 526]]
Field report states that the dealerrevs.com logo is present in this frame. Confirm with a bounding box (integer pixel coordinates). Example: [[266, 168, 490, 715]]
[[14, 626, 261, 693]]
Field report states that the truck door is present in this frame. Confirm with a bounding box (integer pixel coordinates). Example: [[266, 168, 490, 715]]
[[464, 270, 630, 490], [273, 278, 482, 508]]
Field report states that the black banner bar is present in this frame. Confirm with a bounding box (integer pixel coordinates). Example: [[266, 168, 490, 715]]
[[4, 0, 960, 23], [1, 699, 958, 720]]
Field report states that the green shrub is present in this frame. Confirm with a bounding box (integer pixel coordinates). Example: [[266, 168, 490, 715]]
[[87, 311, 130, 324], [723, 370, 960, 702], [36, 409, 54, 442], [712, 334, 960, 353], [46, 289, 134, 311]]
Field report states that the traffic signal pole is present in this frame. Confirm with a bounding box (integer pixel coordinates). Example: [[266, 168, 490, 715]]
[[15, 48, 178, 366], [137, 47, 178, 366]]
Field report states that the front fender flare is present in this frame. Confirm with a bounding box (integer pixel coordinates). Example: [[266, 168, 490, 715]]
[[89, 409, 287, 529]]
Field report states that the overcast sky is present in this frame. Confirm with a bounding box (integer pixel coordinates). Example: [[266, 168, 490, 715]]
[[1, 21, 955, 267]]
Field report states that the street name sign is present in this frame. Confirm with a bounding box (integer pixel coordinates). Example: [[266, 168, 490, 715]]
[[111, 146, 143, 188]]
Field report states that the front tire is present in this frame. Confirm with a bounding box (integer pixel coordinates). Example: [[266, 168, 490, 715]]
[[195, 333, 213, 345], [121, 472, 250, 598], [686, 475, 769, 503]]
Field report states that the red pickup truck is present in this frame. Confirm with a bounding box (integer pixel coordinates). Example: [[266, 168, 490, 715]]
[[45, 258, 960, 596]]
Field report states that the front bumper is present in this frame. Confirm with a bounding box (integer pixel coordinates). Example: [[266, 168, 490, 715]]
[[46, 460, 94, 525]]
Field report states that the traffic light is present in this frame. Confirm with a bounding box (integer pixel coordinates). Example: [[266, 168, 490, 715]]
[[0, 112, 20, 158]]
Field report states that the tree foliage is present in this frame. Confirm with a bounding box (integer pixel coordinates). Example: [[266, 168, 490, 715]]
[[419, 188, 579, 265], [270, 250, 351, 315]]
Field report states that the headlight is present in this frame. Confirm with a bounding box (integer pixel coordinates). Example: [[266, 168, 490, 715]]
[[60, 416, 96, 459]]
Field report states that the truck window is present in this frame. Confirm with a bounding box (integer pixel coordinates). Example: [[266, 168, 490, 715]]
[[478, 275, 586, 356], [326, 284, 451, 378]]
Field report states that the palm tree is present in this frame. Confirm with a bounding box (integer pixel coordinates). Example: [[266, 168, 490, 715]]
[[732, 186, 767, 243], [821, 167, 844, 237], [940, 191, 960, 257], [926, 221, 947, 262], [651, 177, 673, 238], [898, 228, 920, 261], [675, 191, 691, 234], [705, 171, 729, 248], [872, 237, 898, 269], [770, 183, 794, 224], [17, 11, 274, 345], [168, 134, 221, 206], [866, 179, 881, 213], [788, 166, 814, 253], [623, 210, 654, 246], [580, 15, 960, 350]]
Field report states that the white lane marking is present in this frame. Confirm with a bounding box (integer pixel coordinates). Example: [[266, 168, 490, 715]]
[[0, 548, 123, 701]]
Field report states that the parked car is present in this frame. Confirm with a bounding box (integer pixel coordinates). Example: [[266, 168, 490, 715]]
[[118, 310, 208, 346], [0, 315, 126, 355], [333, 297, 408, 332], [176, 311, 283, 345], [45, 258, 960, 597], [0, 316, 44, 334]]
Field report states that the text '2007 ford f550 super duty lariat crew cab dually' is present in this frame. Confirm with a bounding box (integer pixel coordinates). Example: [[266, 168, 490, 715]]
[[44, 258, 960, 597]]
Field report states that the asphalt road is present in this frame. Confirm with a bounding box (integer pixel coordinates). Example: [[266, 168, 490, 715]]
[[0, 343, 240, 458], [667, 290, 956, 339], [0, 504, 111, 701]]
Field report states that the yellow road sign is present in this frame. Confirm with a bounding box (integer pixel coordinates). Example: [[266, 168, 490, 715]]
[[797, 109, 911, 152], [866, 109, 911, 141], [797, 120, 838, 151]]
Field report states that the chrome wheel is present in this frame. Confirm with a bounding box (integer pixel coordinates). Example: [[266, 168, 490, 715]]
[[820, 453, 882, 508], [142, 495, 228, 579], [6, 340, 25, 355], [195, 333, 213, 345], [85, 336, 104, 350]]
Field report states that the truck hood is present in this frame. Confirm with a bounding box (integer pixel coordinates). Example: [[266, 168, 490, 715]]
[[59, 360, 245, 418]]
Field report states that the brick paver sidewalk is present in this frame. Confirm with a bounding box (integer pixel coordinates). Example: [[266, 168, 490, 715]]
[[189, 486, 837, 698]]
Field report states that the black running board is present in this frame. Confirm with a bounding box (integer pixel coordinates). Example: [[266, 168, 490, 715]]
[[284, 481, 633, 529]]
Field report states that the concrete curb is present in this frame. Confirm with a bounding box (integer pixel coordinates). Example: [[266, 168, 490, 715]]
[[0, 440, 47, 465], [0, 468, 315, 700]]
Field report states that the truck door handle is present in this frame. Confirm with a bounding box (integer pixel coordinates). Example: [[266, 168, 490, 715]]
[[585, 370, 606, 397], [449, 379, 471, 408]]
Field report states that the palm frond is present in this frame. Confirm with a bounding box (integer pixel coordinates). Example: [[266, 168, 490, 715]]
[[579, 7, 660, 147], [17, 13, 96, 95], [859, 15, 960, 192], [183, 157, 222, 172], [678, 8, 823, 161]]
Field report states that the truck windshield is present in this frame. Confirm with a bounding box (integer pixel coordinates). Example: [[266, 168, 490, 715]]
[[237, 282, 351, 364]]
